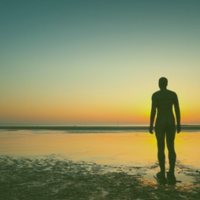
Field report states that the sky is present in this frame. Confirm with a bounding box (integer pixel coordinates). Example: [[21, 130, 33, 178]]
[[0, 0, 200, 125]]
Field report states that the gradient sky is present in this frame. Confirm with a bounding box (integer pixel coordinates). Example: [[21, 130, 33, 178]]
[[1, 0, 200, 125]]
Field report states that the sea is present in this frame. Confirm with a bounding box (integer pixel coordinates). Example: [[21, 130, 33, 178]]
[[0, 125, 200, 184], [0, 125, 199, 167]]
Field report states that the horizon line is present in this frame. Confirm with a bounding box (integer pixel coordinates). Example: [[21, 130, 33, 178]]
[[0, 124, 200, 131]]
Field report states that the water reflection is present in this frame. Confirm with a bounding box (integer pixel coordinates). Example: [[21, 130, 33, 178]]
[[0, 130, 199, 185]]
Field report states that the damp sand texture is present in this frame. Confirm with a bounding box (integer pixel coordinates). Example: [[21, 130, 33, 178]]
[[0, 156, 200, 200]]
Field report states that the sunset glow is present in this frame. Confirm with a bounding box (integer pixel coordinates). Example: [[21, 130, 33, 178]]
[[1, 0, 200, 125]]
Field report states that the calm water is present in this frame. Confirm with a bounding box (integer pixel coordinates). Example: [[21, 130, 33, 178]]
[[0, 129, 199, 169]]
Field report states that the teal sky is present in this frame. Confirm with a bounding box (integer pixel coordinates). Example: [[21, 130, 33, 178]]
[[1, 0, 200, 125]]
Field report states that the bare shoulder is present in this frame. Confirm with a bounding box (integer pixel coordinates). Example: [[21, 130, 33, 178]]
[[167, 90, 177, 97], [152, 91, 160, 99]]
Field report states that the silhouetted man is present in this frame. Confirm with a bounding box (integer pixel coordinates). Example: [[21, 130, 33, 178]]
[[149, 77, 181, 183]]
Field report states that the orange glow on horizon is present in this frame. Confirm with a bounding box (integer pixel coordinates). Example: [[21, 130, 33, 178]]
[[0, 96, 200, 125]]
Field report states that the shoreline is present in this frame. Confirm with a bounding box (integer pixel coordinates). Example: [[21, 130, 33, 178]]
[[1, 125, 200, 132], [0, 155, 199, 200]]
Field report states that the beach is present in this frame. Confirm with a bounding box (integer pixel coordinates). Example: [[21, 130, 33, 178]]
[[2, 0, 200, 199], [0, 129, 200, 199]]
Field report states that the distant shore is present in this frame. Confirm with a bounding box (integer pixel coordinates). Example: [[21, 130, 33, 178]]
[[0, 125, 200, 132]]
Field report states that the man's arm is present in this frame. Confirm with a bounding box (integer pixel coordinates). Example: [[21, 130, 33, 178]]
[[174, 93, 181, 133], [149, 94, 156, 134]]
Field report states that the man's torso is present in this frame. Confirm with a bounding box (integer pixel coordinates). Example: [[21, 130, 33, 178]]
[[153, 89, 176, 128]]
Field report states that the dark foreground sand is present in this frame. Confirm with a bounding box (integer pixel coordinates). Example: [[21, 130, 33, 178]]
[[0, 155, 199, 200]]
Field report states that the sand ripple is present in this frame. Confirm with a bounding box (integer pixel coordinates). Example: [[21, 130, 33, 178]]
[[0, 155, 199, 200]]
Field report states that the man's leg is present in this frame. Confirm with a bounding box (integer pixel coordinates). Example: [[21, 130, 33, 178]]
[[166, 129, 176, 175], [155, 130, 166, 176]]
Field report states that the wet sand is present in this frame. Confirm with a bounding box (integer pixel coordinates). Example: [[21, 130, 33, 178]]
[[0, 155, 200, 200], [0, 130, 200, 199]]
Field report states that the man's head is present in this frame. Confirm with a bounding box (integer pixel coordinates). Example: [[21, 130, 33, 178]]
[[159, 77, 168, 89]]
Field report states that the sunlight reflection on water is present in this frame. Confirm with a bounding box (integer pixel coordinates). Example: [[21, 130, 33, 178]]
[[0, 130, 199, 185]]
